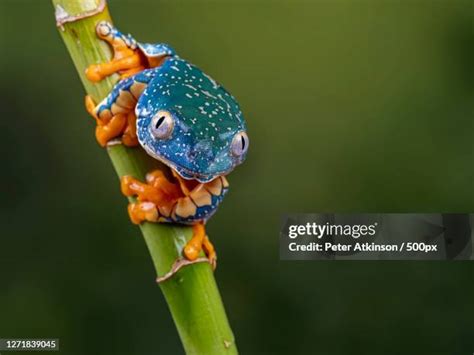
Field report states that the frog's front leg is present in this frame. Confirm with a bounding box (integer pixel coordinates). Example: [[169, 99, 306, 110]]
[[84, 75, 149, 146], [121, 176, 167, 205], [120, 171, 217, 267], [120, 170, 182, 223], [86, 21, 145, 82]]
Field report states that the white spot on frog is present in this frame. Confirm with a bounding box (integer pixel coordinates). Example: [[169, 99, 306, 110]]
[[184, 84, 197, 91], [201, 90, 217, 100]]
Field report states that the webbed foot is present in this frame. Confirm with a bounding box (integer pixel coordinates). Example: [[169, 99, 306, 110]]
[[85, 21, 145, 82]]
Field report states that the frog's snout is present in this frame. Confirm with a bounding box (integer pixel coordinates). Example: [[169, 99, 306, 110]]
[[186, 146, 233, 178], [186, 144, 214, 163]]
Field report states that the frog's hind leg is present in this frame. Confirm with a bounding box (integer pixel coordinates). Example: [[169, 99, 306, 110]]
[[85, 75, 149, 147], [202, 235, 217, 269], [122, 111, 138, 146], [86, 21, 145, 82], [183, 223, 217, 269]]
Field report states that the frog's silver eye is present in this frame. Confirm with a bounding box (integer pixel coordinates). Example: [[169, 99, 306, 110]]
[[150, 110, 174, 139], [231, 131, 249, 157]]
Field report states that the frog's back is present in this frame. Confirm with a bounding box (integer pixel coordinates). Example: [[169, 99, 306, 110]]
[[138, 56, 245, 128]]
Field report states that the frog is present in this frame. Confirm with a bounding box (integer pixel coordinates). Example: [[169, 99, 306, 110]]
[[84, 21, 249, 268]]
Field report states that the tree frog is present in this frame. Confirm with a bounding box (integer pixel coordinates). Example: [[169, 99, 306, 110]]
[[84, 21, 249, 268]]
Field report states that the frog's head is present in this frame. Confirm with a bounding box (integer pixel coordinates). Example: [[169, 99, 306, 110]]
[[136, 58, 249, 183]]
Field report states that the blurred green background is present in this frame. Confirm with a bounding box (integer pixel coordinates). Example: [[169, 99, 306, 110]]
[[1, 0, 473, 354]]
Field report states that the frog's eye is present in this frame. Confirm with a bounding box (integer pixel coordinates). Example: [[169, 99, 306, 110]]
[[230, 131, 249, 157], [150, 110, 174, 139]]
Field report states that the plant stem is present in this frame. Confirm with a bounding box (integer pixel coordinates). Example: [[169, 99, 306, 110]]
[[52, 1, 238, 353]]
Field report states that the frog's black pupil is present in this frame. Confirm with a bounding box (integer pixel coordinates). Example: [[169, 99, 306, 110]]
[[241, 136, 246, 150], [155, 116, 165, 129]]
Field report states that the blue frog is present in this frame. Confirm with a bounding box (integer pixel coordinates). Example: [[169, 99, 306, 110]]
[[84, 21, 249, 267]]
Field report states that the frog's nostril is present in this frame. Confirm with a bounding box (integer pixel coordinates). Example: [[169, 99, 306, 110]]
[[188, 150, 198, 160]]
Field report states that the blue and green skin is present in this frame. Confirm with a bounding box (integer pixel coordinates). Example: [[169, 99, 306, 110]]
[[84, 22, 249, 266]]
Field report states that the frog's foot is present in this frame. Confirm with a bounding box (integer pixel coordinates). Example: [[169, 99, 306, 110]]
[[128, 201, 159, 224], [85, 95, 99, 122], [84, 95, 134, 147], [120, 170, 183, 222], [85, 21, 145, 82], [203, 235, 217, 269], [121, 174, 171, 205], [184, 223, 217, 269]]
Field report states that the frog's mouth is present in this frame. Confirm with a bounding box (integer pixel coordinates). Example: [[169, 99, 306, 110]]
[[141, 144, 229, 183]]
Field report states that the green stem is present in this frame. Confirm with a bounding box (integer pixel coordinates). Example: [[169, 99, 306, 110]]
[[52, 1, 237, 353]]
